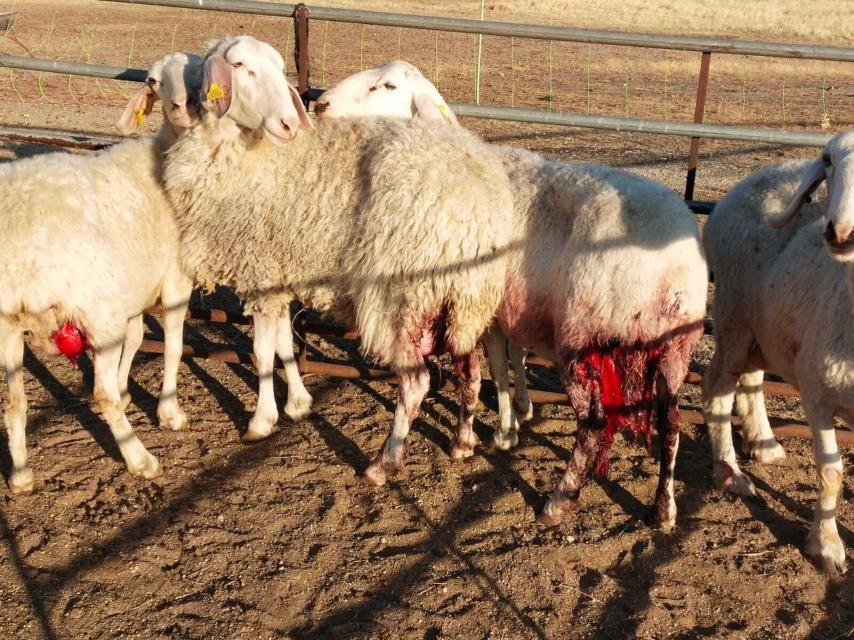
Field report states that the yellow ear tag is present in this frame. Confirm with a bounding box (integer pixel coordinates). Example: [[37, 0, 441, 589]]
[[437, 102, 452, 124], [206, 82, 225, 102], [135, 108, 146, 127]]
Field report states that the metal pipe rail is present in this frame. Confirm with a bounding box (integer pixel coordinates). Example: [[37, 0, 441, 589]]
[[0, 53, 832, 148], [0, 53, 147, 82], [102, 0, 854, 62]]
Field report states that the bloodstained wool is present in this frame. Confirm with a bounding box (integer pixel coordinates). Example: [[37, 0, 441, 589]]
[[573, 341, 664, 476]]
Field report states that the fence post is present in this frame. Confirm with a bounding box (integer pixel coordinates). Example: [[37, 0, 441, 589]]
[[293, 3, 311, 103], [684, 51, 711, 200]]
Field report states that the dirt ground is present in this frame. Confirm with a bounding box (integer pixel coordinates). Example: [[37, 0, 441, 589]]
[[1, 2, 854, 639]]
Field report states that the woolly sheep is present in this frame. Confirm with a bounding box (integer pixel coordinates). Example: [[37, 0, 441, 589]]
[[0, 52, 202, 493], [703, 131, 854, 574], [316, 62, 708, 529], [316, 60, 535, 441], [161, 37, 515, 486]]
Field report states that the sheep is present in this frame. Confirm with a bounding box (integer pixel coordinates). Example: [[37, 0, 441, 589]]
[[314, 62, 708, 529], [0, 52, 202, 493], [161, 36, 516, 485], [703, 131, 854, 574], [315, 61, 541, 442]]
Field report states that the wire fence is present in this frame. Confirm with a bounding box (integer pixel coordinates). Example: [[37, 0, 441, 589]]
[[0, 1, 851, 132]]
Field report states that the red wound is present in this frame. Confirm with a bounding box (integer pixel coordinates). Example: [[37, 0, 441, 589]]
[[52, 322, 87, 366], [578, 343, 663, 477]]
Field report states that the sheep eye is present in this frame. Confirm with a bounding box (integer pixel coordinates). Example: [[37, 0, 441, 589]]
[[231, 61, 243, 69], [822, 153, 832, 166], [383, 82, 397, 90]]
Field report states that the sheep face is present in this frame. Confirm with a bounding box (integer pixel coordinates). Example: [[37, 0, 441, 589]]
[[153, 52, 204, 131], [820, 133, 854, 262], [315, 61, 458, 126], [772, 131, 854, 263], [116, 52, 203, 135], [202, 36, 312, 145]]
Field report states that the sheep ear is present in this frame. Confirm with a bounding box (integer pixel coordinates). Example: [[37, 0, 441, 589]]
[[202, 55, 233, 117], [288, 84, 314, 130], [411, 78, 458, 126], [116, 83, 157, 135], [767, 158, 826, 228]]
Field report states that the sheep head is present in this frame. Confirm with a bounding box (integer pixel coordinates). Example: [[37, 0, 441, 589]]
[[116, 52, 203, 135], [201, 35, 312, 146], [314, 60, 459, 126], [771, 131, 854, 263]]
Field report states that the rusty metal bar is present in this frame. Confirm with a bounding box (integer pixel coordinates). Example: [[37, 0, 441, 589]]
[[0, 126, 120, 150], [684, 51, 712, 200], [293, 3, 311, 98], [157, 307, 803, 397], [136, 337, 852, 445]]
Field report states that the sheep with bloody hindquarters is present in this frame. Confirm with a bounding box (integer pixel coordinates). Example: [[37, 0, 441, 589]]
[[0, 52, 202, 492], [308, 61, 710, 529], [161, 37, 516, 485], [703, 131, 854, 574]]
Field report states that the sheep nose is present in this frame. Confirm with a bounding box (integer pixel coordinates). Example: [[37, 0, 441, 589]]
[[823, 220, 837, 244], [280, 119, 296, 139], [171, 100, 185, 112], [824, 219, 853, 248], [314, 100, 329, 115]]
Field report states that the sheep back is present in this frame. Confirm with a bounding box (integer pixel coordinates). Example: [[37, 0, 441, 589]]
[[0, 137, 179, 347], [164, 117, 514, 368]]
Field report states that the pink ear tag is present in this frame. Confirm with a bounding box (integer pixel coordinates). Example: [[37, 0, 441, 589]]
[[52, 322, 87, 366]]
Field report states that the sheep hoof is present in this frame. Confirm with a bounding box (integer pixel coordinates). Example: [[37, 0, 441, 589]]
[[9, 467, 34, 494], [492, 430, 519, 451], [243, 415, 278, 442], [714, 461, 757, 497], [646, 509, 677, 533], [744, 439, 787, 464], [128, 452, 163, 480], [284, 395, 313, 422], [362, 457, 403, 487], [807, 530, 847, 576], [450, 438, 478, 461], [538, 493, 579, 525], [514, 399, 534, 423], [158, 407, 188, 432]]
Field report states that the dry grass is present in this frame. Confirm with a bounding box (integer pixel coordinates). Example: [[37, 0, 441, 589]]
[[325, 0, 853, 43]]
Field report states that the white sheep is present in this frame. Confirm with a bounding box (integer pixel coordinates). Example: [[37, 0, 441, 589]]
[[315, 61, 535, 439], [703, 131, 854, 574], [315, 63, 708, 529], [161, 37, 515, 485], [0, 52, 202, 493]]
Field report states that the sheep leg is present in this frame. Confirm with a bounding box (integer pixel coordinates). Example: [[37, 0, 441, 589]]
[[734, 368, 786, 463], [276, 312, 312, 422], [244, 313, 279, 442], [483, 328, 518, 450], [509, 342, 533, 422], [803, 402, 846, 575], [118, 314, 143, 411], [649, 388, 681, 532], [363, 357, 430, 486], [93, 341, 161, 479], [702, 330, 756, 496], [2, 327, 32, 493], [451, 351, 482, 460], [157, 274, 191, 431], [539, 423, 603, 525]]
